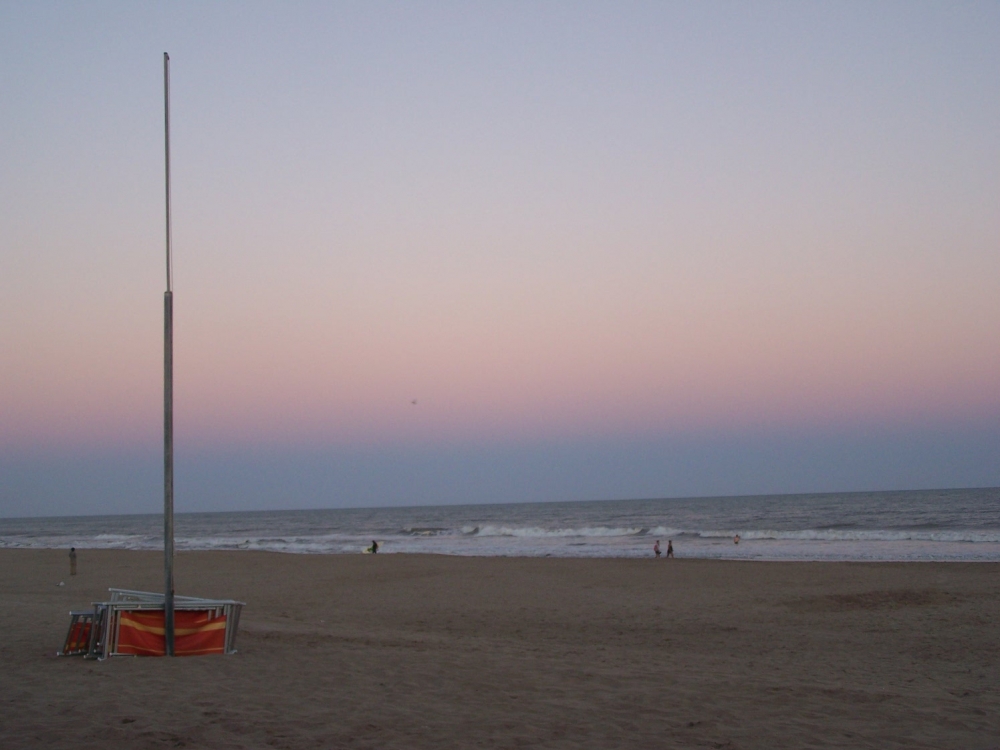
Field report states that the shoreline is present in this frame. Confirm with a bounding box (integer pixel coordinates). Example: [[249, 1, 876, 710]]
[[4, 545, 1000, 563], [2, 549, 998, 748]]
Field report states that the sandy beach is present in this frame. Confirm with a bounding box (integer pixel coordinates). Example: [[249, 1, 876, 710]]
[[1, 549, 997, 749]]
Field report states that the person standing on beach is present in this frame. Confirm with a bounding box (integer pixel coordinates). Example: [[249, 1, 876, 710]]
[[653, 540, 661, 558], [370, 540, 379, 554], [666, 540, 674, 558], [69, 547, 77, 576]]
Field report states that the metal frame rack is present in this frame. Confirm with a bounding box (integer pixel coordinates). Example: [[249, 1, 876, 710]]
[[59, 589, 244, 660]]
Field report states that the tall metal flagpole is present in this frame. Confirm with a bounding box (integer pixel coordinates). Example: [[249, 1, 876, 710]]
[[163, 51, 175, 657]]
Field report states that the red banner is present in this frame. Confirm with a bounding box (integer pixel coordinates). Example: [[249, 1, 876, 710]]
[[116, 609, 227, 656]]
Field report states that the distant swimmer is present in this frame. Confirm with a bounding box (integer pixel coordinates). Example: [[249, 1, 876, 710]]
[[653, 540, 661, 558], [666, 540, 674, 558], [734, 534, 741, 545]]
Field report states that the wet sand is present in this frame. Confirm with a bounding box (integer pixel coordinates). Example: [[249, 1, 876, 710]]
[[0, 549, 997, 749]]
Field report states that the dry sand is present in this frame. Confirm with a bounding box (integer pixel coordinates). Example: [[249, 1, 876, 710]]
[[0, 549, 997, 749]]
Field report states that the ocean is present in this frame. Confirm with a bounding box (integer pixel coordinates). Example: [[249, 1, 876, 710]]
[[2, 487, 999, 561]]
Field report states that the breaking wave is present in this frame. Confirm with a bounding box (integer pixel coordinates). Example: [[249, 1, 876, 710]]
[[692, 529, 1000, 544], [462, 525, 673, 539]]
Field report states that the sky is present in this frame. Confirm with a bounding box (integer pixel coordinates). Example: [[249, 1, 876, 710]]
[[2, 1, 999, 517]]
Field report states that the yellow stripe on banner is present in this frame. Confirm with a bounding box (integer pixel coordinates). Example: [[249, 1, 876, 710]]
[[120, 620, 225, 636], [120, 618, 165, 636], [120, 614, 225, 635], [175, 621, 226, 636]]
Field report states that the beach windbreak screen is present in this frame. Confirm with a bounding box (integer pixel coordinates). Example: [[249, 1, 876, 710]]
[[2, 3, 999, 517]]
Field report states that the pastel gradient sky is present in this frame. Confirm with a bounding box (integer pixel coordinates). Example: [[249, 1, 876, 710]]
[[2, 2, 999, 516]]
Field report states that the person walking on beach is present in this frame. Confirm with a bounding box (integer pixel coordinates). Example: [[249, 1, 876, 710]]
[[370, 540, 379, 554], [69, 547, 77, 576], [653, 540, 661, 558], [666, 540, 674, 558]]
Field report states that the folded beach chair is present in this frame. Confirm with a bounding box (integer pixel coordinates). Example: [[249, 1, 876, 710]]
[[59, 611, 94, 656], [59, 589, 244, 660]]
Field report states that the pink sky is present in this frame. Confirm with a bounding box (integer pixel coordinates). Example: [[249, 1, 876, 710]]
[[2, 3, 999, 513]]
